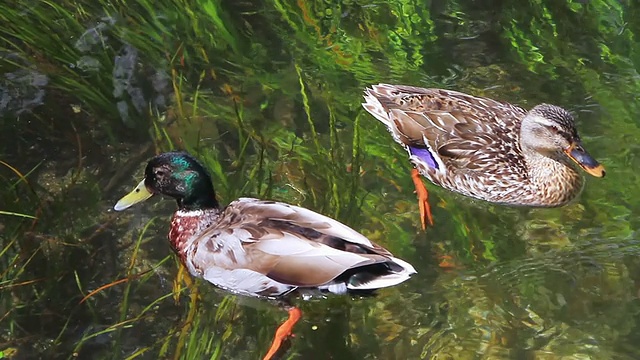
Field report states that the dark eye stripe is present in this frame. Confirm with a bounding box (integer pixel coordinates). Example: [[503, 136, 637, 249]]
[[549, 126, 571, 139]]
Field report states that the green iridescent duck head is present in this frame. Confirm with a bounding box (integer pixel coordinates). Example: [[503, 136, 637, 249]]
[[520, 104, 605, 178], [114, 152, 219, 211]]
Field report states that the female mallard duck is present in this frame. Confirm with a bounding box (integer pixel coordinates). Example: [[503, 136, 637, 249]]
[[114, 151, 415, 360], [362, 84, 605, 229]]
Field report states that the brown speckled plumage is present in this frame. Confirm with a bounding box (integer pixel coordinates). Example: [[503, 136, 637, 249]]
[[362, 84, 604, 207], [169, 209, 220, 263]]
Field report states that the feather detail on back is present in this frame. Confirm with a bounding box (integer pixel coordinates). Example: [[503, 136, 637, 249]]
[[179, 198, 416, 298]]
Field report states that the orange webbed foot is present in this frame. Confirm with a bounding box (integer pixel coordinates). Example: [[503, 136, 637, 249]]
[[411, 168, 434, 230], [263, 307, 302, 360], [437, 255, 457, 269]]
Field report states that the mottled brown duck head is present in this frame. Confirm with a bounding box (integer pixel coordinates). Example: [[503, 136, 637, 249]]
[[520, 104, 605, 178], [114, 151, 219, 211]]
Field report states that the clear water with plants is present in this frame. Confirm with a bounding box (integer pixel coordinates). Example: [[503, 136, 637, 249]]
[[1, 1, 639, 359]]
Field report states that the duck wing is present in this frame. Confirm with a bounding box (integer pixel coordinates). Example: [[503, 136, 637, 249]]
[[363, 84, 528, 176], [189, 198, 415, 296]]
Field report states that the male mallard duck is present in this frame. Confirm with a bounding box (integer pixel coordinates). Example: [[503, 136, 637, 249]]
[[114, 151, 416, 360], [362, 84, 605, 229]]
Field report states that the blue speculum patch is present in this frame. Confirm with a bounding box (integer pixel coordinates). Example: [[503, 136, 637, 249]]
[[409, 146, 439, 170]]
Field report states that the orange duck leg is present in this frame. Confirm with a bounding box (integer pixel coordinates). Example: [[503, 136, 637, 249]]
[[411, 168, 434, 230], [263, 307, 302, 360]]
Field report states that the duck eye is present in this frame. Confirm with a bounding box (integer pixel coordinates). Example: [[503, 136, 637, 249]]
[[548, 126, 572, 139], [155, 170, 166, 177], [548, 126, 560, 134]]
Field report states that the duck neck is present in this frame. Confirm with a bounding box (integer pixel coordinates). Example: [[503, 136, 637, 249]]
[[521, 146, 584, 205], [168, 208, 221, 262], [177, 184, 219, 211]]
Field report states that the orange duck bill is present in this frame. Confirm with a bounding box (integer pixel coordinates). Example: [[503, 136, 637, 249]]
[[564, 142, 605, 178]]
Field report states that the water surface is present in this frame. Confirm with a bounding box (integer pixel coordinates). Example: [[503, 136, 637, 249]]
[[1, 1, 639, 359]]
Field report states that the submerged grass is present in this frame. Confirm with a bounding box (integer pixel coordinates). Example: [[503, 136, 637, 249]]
[[0, 2, 115, 122], [0, 211, 37, 219], [1, 0, 640, 359]]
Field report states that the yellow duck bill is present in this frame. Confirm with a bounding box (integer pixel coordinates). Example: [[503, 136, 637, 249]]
[[114, 179, 154, 211], [565, 143, 605, 178]]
